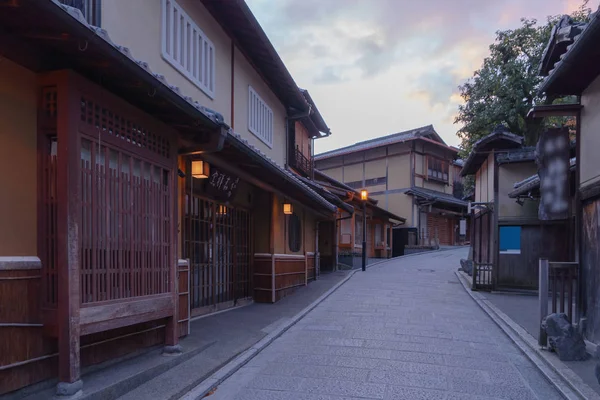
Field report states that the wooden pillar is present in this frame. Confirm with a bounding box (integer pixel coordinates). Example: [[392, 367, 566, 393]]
[[539, 258, 549, 347], [271, 253, 276, 303], [164, 155, 181, 353], [304, 251, 308, 286], [55, 72, 83, 396]]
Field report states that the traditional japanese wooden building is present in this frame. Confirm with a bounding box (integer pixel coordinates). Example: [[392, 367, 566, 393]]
[[535, 8, 600, 344], [0, 0, 342, 396], [460, 126, 571, 290]]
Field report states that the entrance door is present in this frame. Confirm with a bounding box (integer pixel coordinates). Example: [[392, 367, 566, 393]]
[[184, 195, 251, 316]]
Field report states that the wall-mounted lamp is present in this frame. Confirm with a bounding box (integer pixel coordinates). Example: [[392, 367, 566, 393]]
[[283, 203, 293, 215], [191, 160, 210, 179], [360, 189, 368, 201], [217, 204, 228, 215]]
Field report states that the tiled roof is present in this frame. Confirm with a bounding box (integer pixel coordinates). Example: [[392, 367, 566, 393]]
[[405, 187, 468, 208], [315, 125, 447, 160], [508, 157, 576, 198], [227, 132, 336, 212], [54, 1, 337, 214], [496, 147, 536, 164], [53, 1, 224, 125], [460, 126, 523, 176], [539, 7, 600, 95]]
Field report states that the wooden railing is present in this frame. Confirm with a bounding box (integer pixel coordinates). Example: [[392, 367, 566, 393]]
[[293, 147, 312, 177], [538, 259, 578, 346]]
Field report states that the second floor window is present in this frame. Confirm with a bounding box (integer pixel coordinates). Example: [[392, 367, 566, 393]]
[[161, 0, 215, 98], [248, 86, 273, 148], [427, 156, 449, 183]]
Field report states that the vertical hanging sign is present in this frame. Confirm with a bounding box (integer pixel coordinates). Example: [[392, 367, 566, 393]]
[[537, 127, 570, 220]]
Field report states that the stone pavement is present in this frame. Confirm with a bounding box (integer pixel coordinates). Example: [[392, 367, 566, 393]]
[[196, 248, 563, 400]]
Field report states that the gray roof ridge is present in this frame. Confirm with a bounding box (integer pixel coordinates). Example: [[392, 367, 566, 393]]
[[315, 124, 438, 159]]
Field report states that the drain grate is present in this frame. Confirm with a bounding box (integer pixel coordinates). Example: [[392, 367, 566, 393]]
[[447, 280, 460, 284], [418, 268, 435, 273]]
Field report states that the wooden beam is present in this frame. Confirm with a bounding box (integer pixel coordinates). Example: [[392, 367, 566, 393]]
[[80, 295, 174, 335], [55, 71, 82, 391]]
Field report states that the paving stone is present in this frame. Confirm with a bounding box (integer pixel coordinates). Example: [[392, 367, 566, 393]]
[[449, 377, 538, 400], [369, 370, 448, 390], [384, 386, 447, 400], [179, 249, 563, 400], [260, 363, 370, 382], [298, 377, 386, 399]]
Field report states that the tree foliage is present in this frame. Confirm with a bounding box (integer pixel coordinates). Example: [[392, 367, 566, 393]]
[[455, 2, 591, 157]]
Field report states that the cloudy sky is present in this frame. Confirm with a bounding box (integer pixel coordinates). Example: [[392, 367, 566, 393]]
[[246, 0, 597, 154]]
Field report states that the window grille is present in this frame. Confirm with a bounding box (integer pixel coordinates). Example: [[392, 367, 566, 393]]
[[248, 86, 274, 147], [161, 0, 215, 97]]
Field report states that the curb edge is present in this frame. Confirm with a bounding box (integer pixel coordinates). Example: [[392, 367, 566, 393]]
[[455, 270, 599, 400]]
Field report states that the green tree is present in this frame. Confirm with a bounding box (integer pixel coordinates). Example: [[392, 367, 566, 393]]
[[455, 2, 591, 156]]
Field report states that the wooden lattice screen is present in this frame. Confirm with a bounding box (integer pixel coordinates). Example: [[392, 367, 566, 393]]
[[78, 95, 174, 304], [40, 86, 59, 309], [184, 195, 251, 312]]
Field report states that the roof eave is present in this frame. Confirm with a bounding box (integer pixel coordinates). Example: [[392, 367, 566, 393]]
[[539, 11, 600, 96]]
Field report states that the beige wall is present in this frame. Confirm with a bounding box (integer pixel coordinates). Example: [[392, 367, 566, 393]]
[[475, 153, 495, 204], [387, 154, 411, 189], [233, 46, 287, 166], [102, 0, 231, 123], [343, 163, 362, 183], [321, 166, 343, 182], [365, 159, 385, 178], [498, 163, 539, 219], [581, 74, 600, 189], [0, 60, 38, 255], [387, 193, 413, 225], [101, 0, 287, 166]]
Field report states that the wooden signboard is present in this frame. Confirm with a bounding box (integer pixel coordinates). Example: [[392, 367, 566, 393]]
[[205, 168, 241, 202], [537, 127, 570, 221]]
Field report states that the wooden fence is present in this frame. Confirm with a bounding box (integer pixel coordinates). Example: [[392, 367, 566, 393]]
[[538, 259, 578, 346], [253, 252, 317, 303]]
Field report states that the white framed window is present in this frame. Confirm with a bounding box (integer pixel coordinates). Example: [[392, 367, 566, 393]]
[[161, 0, 215, 98], [248, 86, 273, 147]]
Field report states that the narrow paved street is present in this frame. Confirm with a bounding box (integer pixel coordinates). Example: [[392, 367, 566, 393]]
[[199, 248, 563, 400]]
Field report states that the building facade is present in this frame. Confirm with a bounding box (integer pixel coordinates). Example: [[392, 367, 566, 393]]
[[0, 0, 347, 396], [315, 125, 468, 247], [461, 127, 572, 290], [536, 9, 600, 345]]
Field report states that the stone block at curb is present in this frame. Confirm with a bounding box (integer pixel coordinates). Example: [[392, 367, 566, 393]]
[[179, 269, 359, 400]]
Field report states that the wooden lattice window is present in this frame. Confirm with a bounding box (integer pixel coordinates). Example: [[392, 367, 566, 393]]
[[80, 96, 171, 161], [184, 195, 251, 310], [288, 213, 302, 252], [427, 156, 449, 183], [41, 137, 59, 308], [80, 138, 173, 303]]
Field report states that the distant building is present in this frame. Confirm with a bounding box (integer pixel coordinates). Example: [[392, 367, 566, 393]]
[[315, 126, 468, 246]]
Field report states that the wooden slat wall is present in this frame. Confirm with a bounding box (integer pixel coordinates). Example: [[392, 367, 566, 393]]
[[253, 253, 317, 303], [307, 254, 316, 282], [497, 222, 569, 289], [253, 254, 273, 303], [177, 259, 190, 337], [0, 268, 57, 395], [583, 198, 600, 344], [274, 256, 305, 302]]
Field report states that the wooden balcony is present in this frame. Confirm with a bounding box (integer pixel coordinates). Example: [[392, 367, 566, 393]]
[[292, 147, 312, 177]]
